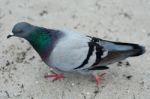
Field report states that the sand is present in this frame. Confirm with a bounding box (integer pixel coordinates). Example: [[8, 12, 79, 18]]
[[0, 0, 150, 99]]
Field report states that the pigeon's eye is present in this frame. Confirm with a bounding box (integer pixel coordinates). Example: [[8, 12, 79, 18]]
[[16, 29, 24, 33]]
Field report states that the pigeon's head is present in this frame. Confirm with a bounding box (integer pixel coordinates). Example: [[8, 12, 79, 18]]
[[7, 22, 35, 38]]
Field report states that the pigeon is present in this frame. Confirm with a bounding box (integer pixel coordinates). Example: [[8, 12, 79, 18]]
[[7, 22, 145, 85]]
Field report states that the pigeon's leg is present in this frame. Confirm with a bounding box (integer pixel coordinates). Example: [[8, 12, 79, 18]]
[[93, 73, 105, 85], [44, 72, 64, 81]]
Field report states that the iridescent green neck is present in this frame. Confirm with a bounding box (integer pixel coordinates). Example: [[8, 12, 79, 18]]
[[26, 28, 52, 59]]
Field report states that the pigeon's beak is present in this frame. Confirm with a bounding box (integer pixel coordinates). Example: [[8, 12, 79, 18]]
[[7, 34, 14, 39]]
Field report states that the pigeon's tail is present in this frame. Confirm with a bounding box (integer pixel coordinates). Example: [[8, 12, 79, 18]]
[[109, 41, 146, 57], [91, 39, 145, 66], [101, 40, 145, 58], [127, 44, 145, 57]]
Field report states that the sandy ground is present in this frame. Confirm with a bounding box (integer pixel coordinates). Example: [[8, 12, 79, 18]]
[[0, 0, 150, 99]]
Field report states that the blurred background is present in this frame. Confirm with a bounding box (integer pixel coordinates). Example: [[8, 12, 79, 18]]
[[0, 0, 150, 99]]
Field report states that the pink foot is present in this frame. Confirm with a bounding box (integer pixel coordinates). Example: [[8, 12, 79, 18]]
[[44, 72, 64, 81], [94, 73, 106, 86]]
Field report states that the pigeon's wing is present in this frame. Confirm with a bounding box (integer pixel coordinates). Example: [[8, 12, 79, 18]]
[[87, 37, 145, 70], [74, 38, 108, 70]]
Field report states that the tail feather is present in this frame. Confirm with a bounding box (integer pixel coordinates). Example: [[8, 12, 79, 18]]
[[94, 39, 145, 66], [130, 45, 145, 56], [112, 42, 145, 57]]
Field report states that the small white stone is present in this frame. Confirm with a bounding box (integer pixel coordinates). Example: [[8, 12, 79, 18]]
[[13, 93, 21, 97], [71, 83, 75, 86], [86, 92, 90, 95], [141, 29, 146, 33], [35, 81, 39, 84]]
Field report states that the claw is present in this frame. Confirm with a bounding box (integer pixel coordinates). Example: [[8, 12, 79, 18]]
[[44, 72, 64, 81], [93, 73, 106, 86]]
